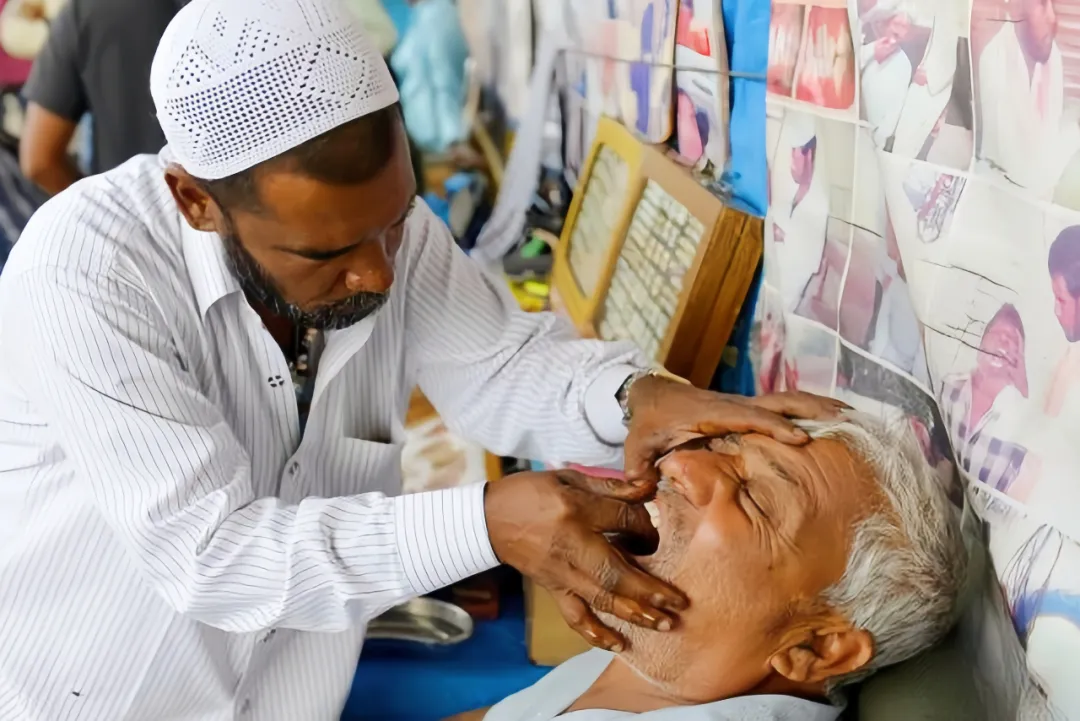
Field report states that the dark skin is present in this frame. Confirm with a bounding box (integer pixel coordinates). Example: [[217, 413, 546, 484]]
[[19, 103, 82, 196], [165, 113, 848, 649]]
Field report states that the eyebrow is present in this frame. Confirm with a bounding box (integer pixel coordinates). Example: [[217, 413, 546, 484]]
[[275, 201, 415, 261], [765, 457, 799, 488]]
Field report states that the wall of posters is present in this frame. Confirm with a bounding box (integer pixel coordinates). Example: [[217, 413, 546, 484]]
[[754, 0, 1080, 717], [673, 0, 730, 173]]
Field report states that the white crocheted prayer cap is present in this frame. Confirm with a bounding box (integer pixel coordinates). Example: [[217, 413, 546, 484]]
[[150, 0, 399, 180]]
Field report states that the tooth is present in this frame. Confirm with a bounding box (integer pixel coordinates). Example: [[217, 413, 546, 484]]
[[645, 502, 661, 529]]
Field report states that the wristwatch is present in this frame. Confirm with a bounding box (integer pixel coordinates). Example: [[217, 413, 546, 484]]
[[615, 367, 692, 423]]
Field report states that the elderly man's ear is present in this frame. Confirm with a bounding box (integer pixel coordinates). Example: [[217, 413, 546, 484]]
[[768, 619, 874, 685]]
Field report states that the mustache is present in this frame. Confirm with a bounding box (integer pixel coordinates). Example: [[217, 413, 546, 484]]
[[292, 291, 388, 330]]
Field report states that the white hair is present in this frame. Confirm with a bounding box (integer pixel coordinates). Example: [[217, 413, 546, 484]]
[[794, 412, 967, 692]]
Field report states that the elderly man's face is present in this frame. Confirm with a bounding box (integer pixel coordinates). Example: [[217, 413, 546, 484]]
[[608, 434, 876, 703]]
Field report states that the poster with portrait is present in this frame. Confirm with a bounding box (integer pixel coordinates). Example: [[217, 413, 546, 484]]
[[672, 0, 730, 175], [753, 0, 1080, 717]]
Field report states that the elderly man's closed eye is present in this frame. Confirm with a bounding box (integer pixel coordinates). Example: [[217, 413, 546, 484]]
[[449, 410, 968, 721]]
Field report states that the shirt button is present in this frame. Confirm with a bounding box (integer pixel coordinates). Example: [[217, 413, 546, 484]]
[[240, 699, 251, 714], [289, 461, 301, 475], [262, 629, 277, 643]]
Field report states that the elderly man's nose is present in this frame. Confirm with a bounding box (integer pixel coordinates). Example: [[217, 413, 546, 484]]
[[658, 449, 721, 506]]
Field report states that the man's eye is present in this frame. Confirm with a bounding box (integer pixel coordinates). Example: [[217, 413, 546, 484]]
[[740, 485, 768, 518]]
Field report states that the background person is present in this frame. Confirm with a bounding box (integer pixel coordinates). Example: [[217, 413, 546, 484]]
[[449, 412, 967, 720], [891, 2, 960, 159], [939, 304, 1032, 493], [19, 0, 184, 194], [975, 0, 1078, 197], [859, 8, 912, 148], [767, 113, 828, 313], [1045, 224, 1080, 417]]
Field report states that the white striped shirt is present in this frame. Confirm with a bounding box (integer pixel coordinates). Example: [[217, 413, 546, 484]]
[[0, 153, 644, 721]]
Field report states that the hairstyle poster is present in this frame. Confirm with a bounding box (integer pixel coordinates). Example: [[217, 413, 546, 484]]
[[753, 0, 1080, 717]]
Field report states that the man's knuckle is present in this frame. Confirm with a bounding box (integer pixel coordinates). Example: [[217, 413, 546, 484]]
[[561, 598, 587, 625], [594, 559, 620, 592], [589, 590, 614, 614]]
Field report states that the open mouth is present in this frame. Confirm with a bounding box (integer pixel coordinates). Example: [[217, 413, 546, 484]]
[[645, 501, 661, 530], [607, 499, 661, 558]]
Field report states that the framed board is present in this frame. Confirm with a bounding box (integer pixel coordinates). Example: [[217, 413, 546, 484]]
[[551, 118, 644, 328], [552, 117, 763, 386]]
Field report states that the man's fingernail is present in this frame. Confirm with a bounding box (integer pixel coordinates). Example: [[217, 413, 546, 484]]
[[657, 618, 672, 631], [609, 641, 624, 653], [655, 593, 688, 610]]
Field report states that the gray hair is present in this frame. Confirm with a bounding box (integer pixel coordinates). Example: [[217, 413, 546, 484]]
[[794, 412, 967, 692]]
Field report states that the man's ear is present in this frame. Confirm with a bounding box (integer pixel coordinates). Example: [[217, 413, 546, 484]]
[[164, 164, 220, 234], [768, 622, 874, 686]]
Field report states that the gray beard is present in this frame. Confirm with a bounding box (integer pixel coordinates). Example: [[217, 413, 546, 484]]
[[599, 487, 691, 686]]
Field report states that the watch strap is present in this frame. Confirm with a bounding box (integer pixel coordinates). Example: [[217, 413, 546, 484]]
[[615, 368, 692, 423]]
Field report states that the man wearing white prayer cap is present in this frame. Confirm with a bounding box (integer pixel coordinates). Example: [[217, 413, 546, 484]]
[[0, 0, 843, 718]]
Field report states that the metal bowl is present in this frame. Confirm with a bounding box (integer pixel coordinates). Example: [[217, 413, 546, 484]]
[[367, 598, 474, 646]]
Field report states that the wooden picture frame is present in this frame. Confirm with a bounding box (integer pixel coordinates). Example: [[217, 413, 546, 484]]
[[551, 118, 644, 330], [552, 117, 763, 387]]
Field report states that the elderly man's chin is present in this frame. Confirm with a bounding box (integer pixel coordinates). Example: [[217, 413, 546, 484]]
[[600, 491, 692, 682]]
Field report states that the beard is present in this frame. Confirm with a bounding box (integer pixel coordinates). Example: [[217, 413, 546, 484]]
[[221, 230, 388, 331]]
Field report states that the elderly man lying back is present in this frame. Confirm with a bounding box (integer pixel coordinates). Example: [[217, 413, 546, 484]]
[[451, 411, 967, 721]]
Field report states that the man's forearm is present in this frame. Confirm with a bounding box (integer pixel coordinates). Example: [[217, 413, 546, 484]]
[[25, 156, 81, 196]]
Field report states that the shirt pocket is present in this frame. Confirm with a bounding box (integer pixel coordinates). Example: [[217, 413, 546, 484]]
[[311, 437, 404, 499]]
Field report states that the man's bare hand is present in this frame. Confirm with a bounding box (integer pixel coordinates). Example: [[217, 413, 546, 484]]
[[485, 470, 686, 652], [624, 381, 850, 486]]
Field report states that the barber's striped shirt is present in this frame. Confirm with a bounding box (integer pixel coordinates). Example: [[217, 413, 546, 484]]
[[0, 153, 643, 721]]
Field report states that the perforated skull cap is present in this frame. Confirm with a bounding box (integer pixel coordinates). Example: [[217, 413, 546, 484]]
[[151, 0, 399, 180]]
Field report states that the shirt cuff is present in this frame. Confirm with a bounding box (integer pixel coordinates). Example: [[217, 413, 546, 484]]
[[393, 482, 500, 595], [584, 364, 640, 446]]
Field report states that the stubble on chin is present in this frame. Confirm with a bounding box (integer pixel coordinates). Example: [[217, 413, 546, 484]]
[[595, 544, 688, 687], [598, 606, 686, 693]]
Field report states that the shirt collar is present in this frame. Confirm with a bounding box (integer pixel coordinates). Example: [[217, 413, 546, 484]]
[[182, 220, 241, 319], [163, 145, 242, 318]]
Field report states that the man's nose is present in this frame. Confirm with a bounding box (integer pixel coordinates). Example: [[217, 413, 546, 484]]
[[344, 245, 395, 294], [657, 449, 732, 507]]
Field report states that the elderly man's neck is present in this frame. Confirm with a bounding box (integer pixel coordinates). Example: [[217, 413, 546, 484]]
[[565, 656, 828, 714]]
